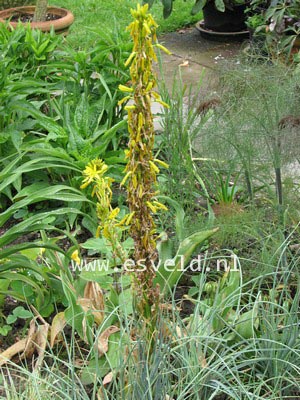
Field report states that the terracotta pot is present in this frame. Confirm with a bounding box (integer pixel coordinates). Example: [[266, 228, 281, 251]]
[[0, 6, 74, 34]]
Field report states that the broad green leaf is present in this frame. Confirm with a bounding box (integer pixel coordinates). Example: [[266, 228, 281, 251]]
[[157, 195, 185, 241], [11, 306, 33, 320], [1, 272, 44, 305], [215, 0, 225, 12], [81, 238, 108, 252], [157, 232, 174, 265], [191, 0, 207, 15], [119, 289, 133, 315], [155, 228, 218, 294], [80, 332, 124, 384], [162, 0, 173, 18], [235, 303, 259, 339]]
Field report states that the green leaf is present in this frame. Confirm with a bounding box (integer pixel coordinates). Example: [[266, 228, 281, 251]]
[[235, 303, 258, 339], [10, 281, 34, 297], [157, 232, 174, 266], [118, 289, 133, 315], [81, 238, 108, 252], [7, 306, 33, 324], [64, 304, 85, 339], [80, 332, 124, 384], [74, 94, 89, 135], [162, 0, 173, 18], [191, 0, 207, 15], [1, 272, 44, 306], [0, 325, 12, 336], [143, 0, 155, 7], [215, 0, 225, 12], [11, 102, 67, 139], [154, 228, 218, 294]]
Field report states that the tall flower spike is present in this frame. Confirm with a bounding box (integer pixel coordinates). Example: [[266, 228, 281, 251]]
[[121, 4, 169, 313]]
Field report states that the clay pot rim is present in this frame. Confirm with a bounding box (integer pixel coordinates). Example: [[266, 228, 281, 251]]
[[196, 20, 249, 40], [0, 6, 74, 32]]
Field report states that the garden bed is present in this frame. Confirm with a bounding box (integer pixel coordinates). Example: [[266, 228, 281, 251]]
[[1, 2, 300, 399]]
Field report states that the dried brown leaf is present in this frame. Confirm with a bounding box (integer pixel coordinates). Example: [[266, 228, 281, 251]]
[[22, 319, 37, 359], [96, 372, 113, 400], [34, 323, 49, 370], [96, 326, 120, 356], [0, 339, 27, 366], [179, 60, 189, 67], [50, 312, 66, 348], [78, 281, 105, 325], [103, 371, 113, 385], [0, 319, 50, 368]]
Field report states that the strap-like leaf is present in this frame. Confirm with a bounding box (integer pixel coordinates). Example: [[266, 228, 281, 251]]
[[162, 0, 173, 19], [191, 0, 207, 15]]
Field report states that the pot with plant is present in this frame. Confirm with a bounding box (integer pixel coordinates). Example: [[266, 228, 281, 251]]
[[193, 0, 250, 33], [144, 0, 250, 39], [0, 0, 74, 34]]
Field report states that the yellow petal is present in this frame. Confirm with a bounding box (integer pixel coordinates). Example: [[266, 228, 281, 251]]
[[120, 171, 132, 186], [155, 43, 172, 55], [71, 250, 81, 265], [154, 159, 169, 169], [109, 207, 120, 220], [118, 84, 133, 93]]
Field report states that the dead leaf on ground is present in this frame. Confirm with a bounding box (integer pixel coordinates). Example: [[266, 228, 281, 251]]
[[96, 326, 120, 356], [97, 372, 114, 400], [34, 323, 49, 369], [179, 60, 189, 67], [22, 319, 37, 359], [103, 371, 113, 385], [50, 312, 66, 348], [0, 339, 27, 367], [0, 317, 49, 368], [78, 281, 105, 325]]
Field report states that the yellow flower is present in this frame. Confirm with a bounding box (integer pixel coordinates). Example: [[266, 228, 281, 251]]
[[71, 250, 81, 265], [81, 160, 108, 189]]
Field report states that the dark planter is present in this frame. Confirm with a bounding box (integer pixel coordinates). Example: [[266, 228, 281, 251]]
[[203, 2, 248, 32]]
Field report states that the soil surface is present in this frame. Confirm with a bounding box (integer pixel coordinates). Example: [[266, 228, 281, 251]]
[[10, 12, 60, 23]]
